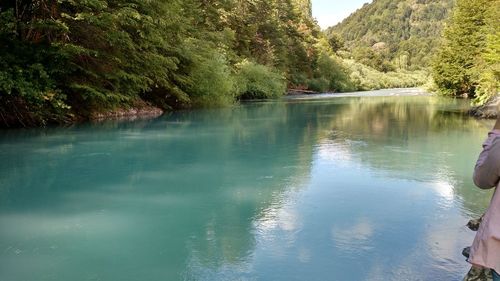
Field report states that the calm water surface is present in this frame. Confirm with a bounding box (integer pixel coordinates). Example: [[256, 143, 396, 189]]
[[0, 89, 495, 281]]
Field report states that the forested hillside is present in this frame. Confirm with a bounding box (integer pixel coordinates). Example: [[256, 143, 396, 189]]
[[326, 0, 499, 106], [327, 0, 454, 71]]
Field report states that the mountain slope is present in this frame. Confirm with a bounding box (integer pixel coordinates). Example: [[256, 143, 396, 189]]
[[326, 0, 454, 70]]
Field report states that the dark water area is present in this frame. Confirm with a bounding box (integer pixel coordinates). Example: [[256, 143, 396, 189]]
[[0, 89, 495, 280]]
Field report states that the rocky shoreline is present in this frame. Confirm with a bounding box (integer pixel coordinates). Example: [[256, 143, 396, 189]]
[[89, 105, 164, 122], [2, 91, 497, 128], [469, 95, 500, 119], [287, 89, 319, 95]]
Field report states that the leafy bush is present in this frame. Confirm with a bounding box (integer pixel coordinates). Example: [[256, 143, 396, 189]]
[[180, 40, 236, 107], [307, 78, 330, 92], [313, 53, 355, 92], [235, 60, 286, 99], [0, 9, 71, 126]]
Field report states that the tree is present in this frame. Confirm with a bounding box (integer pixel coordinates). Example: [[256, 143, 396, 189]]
[[0, 0, 326, 126], [473, 0, 500, 105], [327, 32, 345, 53], [432, 0, 491, 97]]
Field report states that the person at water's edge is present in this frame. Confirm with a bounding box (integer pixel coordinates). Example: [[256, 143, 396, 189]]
[[468, 114, 500, 281]]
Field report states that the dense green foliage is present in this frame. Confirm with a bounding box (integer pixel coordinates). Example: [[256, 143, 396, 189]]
[[1, 0, 193, 125], [344, 60, 429, 91], [0, 0, 444, 127], [327, 0, 454, 71], [0, 0, 330, 126], [432, 0, 499, 104], [235, 60, 287, 100], [476, 5, 500, 105]]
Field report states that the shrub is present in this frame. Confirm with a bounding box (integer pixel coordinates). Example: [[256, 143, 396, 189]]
[[181, 39, 236, 108], [307, 78, 330, 92], [0, 9, 71, 126], [235, 60, 286, 99], [314, 53, 355, 92]]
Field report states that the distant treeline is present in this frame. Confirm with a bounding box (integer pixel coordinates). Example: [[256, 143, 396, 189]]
[[0, 0, 428, 127]]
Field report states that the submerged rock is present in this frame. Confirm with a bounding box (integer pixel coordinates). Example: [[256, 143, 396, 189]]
[[467, 217, 483, 232], [463, 247, 471, 259]]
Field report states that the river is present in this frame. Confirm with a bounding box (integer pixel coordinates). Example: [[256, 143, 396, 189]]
[[0, 88, 495, 280]]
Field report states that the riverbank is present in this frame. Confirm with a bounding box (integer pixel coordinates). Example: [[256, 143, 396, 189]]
[[1, 88, 489, 128], [0, 100, 164, 129], [469, 95, 500, 119], [285, 87, 432, 100], [89, 105, 164, 122]]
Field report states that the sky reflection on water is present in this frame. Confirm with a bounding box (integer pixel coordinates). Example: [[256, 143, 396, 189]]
[[0, 90, 496, 281]]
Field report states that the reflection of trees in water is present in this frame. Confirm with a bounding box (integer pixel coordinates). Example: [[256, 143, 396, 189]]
[[323, 96, 493, 215], [327, 96, 473, 138], [0, 96, 494, 279], [0, 101, 347, 279]]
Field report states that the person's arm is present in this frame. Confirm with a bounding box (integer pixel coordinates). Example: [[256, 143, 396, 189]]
[[473, 117, 500, 189]]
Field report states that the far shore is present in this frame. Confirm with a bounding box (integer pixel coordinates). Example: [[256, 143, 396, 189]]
[[286, 87, 432, 99]]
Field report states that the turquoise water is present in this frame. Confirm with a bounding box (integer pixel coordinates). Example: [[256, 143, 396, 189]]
[[0, 89, 495, 281]]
